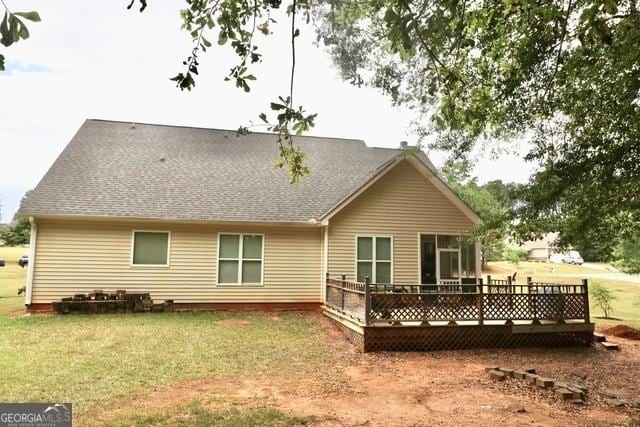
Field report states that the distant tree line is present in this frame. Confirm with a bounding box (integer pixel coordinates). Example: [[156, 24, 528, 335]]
[[0, 217, 30, 247], [445, 162, 640, 274]]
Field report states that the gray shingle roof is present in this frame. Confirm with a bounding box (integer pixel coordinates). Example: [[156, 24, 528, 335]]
[[20, 119, 435, 223]]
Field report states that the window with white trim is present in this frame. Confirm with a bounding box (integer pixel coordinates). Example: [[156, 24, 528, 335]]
[[218, 233, 264, 284], [356, 236, 392, 283], [132, 231, 170, 266]]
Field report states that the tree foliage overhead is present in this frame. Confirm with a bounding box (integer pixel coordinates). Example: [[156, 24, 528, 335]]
[[442, 161, 514, 263], [0, 3, 40, 71], [164, 0, 318, 183], [2, 0, 638, 246], [318, 0, 640, 245]]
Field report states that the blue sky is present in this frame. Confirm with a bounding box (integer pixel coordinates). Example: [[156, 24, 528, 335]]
[[0, 1, 535, 223], [1, 60, 51, 76]]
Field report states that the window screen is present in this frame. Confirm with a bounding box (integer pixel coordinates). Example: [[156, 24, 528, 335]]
[[132, 232, 169, 265]]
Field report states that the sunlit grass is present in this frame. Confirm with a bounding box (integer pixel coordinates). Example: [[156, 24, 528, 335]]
[[0, 246, 333, 417], [488, 260, 610, 277], [0, 310, 332, 414], [103, 401, 319, 427], [0, 246, 28, 316], [486, 261, 640, 329]]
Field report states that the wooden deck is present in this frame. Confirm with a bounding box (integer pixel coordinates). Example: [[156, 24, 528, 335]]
[[324, 274, 594, 352]]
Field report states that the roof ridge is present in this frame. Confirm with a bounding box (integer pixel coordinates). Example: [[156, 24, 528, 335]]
[[86, 118, 366, 144]]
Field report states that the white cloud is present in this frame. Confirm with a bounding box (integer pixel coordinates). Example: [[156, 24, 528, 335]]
[[0, 0, 536, 221]]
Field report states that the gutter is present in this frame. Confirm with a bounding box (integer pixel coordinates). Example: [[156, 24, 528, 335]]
[[17, 213, 322, 228], [25, 216, 37, 306]]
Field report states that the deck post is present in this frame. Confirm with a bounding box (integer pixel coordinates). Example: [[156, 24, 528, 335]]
[[364, 276, 371, 326], [582, 278, 591, 323], [506, 275, 513, 309], [487, 275, 492, 294], [341, 274, 346, 313], [528, 276, 539, 324], [477, 277, 484, 325]]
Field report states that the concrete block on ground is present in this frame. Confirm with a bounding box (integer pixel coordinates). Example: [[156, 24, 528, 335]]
[[593, 332, 606, 342], [485, 366, 500, 372], [568, 387, 586, 399], [556, 388, 575, 401], [573, 384, 588, 393], [525, 373, 539, 383], [605, 398, 627, 407], [536, 377, 554, 389], [599, 389, 618, 399], [489, 370, 506, 381], [601, 342, 620, 350], [523, 367, 536, 374], [554, 382, 569, 390], [513, 370, 527, 380], [499, 368, 515, 377]]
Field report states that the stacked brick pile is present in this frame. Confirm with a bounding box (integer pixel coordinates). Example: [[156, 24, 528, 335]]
[[487, 366, 587, 404], [52, 290, 174, 314]]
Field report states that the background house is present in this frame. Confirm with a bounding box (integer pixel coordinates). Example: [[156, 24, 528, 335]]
[[518, 232, 560, 262]]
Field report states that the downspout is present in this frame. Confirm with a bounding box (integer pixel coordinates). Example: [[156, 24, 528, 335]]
[[322, 222, 329, 303], [25, 216, 37, 306]]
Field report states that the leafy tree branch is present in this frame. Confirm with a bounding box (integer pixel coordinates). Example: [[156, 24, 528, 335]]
[[0, 0, 40, 71]]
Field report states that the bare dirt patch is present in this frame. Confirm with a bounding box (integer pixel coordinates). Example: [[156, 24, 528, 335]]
[[603, 324, 640, 341], [91, 314, 640, 426]]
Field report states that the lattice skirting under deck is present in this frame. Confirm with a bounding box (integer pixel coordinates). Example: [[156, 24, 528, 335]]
[[362, 325, 593, 352], [326, 312, 593, 352]]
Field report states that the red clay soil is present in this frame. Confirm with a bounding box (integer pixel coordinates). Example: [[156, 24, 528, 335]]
[[87, 314, 640, 426], [603, 324, 640, 341]]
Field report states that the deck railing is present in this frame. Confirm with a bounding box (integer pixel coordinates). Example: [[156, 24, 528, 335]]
[[325, 274, 591, 326], [326, 275, 368, 323]]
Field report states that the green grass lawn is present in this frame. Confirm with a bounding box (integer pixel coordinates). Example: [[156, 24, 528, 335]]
[[104, 402, 319, 427], [487, 261, 640, 329], [2, 245, 638, 425], [588, 279, 640, 329], [488, 260, 608, 276], [0, 247, 334, 423]]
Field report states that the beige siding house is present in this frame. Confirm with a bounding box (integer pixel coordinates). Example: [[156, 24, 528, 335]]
[[20, 119, 481, 310]]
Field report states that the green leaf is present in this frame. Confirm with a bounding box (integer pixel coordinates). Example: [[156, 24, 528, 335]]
[[201, 36, 212, 48], [17, 19, 29, 40], [0, 12, 13, 47], [13, 11, 41, 22], [0, 53, 4, 71], [10, 15, 20, 42], [258, 112, 268, 123]]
